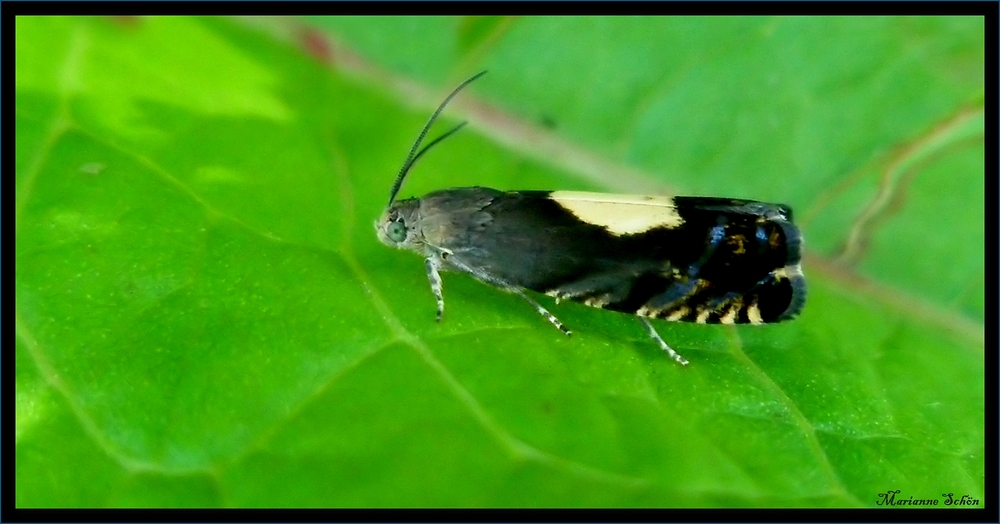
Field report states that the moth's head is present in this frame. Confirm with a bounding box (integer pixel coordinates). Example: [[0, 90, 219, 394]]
[[375, 72, 486, 253], [376, 198, 423, 250]]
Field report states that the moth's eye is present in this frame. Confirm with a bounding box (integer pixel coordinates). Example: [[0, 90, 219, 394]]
[[387, 221, 407, 243]]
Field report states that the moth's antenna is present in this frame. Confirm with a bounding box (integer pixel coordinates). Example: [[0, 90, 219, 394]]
[[408, 121, 466, 170], [387, 70, 487, 206]]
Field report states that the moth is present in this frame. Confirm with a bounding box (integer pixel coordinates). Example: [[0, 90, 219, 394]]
[[376, 72, 806, 364]]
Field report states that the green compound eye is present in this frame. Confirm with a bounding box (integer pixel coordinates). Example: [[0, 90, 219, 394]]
[[387, 221, 407, 243]]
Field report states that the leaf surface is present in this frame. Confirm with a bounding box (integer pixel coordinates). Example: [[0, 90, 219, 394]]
[[15, 16, 984, 508]]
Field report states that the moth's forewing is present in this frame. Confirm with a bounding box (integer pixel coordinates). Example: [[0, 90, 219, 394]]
[[414, 189, 804, 325]]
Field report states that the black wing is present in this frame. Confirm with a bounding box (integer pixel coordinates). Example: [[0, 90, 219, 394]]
[[419, 188, 805, 324]]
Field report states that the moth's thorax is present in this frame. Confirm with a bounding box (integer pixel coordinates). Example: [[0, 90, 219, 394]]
[[376, 198, 427, 253], [376, 188, 499, 261]]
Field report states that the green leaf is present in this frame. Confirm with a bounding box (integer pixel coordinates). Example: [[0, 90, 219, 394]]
[[16, 16, 984, 508]]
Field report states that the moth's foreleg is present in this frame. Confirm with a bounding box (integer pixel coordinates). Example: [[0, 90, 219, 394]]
[[424, 258, 445, 322], [639, 317, 689, 366], [511, 288, 572, 337]]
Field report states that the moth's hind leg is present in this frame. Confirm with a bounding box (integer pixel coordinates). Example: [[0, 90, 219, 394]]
[[511, 288, 572, 336], [639, 317, 689, 365]]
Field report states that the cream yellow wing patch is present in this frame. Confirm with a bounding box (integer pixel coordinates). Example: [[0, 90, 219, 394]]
[[549, 191, 684, 236]]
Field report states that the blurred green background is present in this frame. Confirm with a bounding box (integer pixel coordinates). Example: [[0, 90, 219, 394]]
[[15, 16, 984, 507]]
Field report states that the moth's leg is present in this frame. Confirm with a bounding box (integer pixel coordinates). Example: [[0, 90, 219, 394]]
[[442, 253, 571, 336], [424, 257, 445, 322], [686, 219, 727, 279], [543, 272, 631, 305], [639, 317, 689, 365], [511, 288, 572, 336], [646, 278, 700, 311]]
